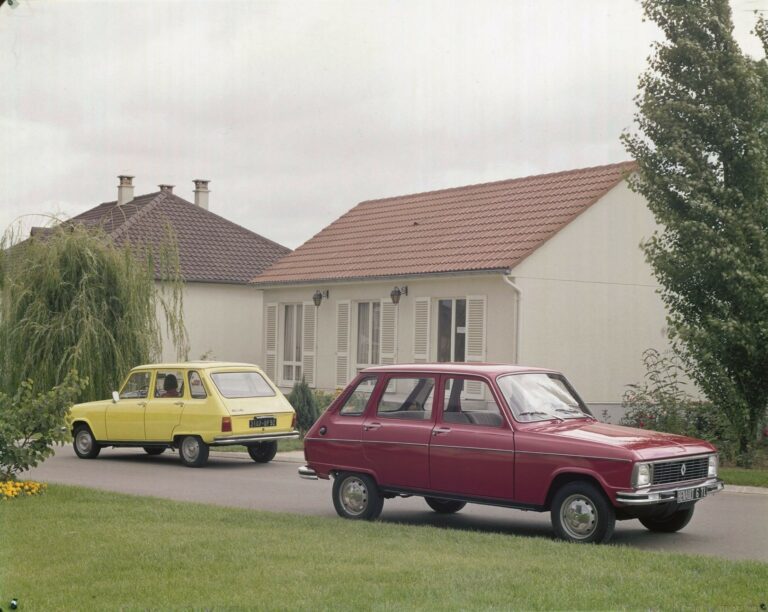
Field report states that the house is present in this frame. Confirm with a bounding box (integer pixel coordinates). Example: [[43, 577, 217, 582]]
[[252, 161, 667, 421], [68, 176, 290, 362]]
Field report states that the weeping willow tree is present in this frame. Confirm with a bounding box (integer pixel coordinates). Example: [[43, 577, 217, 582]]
[[0, 221, 188, 402]]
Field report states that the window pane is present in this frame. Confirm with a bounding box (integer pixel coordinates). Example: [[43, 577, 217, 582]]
[[155, 370, 183, 398], [371, 302, 380, 365], [357, 302, 370, 364], [188, 371, 207, 399], [120, 372, 150, 399], [442, 377, 503, 427], [339, 376, 378, 416], [455, 298, 466, 362], [377, 377, 435, 420], [437, 299, 452, 362], [284, 305, 294, 362], [211, 371, 276, 398], [296, 304, 303, 361], [283, 365, 293, 381]]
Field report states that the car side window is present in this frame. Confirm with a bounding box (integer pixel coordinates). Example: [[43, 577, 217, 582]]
[[377, 377, 435, 420], [338, 376, 378, 416], [442, 377, 503, 427], [155, 370, 184, 398], [120, 372, 151, 399], [188, 371, 207, 399]]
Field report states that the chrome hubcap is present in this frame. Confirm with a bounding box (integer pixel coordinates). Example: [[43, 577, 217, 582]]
[[181, 438, 199, 461], [340, 477, 368, 516], [75, 430, 92, 454], [560, 494, 597, 539]]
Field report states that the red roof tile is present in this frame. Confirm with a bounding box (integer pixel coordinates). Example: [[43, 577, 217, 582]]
[[70, 192, 290, 284], [253, 161, 636, 285]]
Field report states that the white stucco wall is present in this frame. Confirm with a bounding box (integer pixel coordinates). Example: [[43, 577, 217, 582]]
[[158, 282, 263, 365], [510, 180, 668, 409]]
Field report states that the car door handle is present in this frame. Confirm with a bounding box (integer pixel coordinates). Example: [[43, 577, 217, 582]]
[[138, 402, 147, 407], [174, 401, 184, 407], [364, 422, 382, 431], [432, 427, 451, 436]]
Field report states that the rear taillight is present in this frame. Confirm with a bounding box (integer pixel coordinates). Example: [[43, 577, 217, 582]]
[[291, 413, 297, 429], [221, 417, 232, 433]]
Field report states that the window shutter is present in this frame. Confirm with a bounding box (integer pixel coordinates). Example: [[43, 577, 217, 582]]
[[465, 295, 487, 398], [413, 298, 431, 362], [265, 302, 278, 382], [336, 301, 351, 388], [302, 302, 317, 387], [379, 301, 398, 365]]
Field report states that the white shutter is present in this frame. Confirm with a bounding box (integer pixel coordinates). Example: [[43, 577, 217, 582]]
[[379, 301, 398, 365], [413, 298, 430, 363], [335, 301, 351, 388], [302, 302, 317, 387], [264, 302, 278, 382], [465, 295, 487, 398]]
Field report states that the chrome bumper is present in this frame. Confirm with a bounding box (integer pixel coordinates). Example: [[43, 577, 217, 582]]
[[616, 478, 724, 505], [298, 465, 318, 480], [211, 431, 300, 446]]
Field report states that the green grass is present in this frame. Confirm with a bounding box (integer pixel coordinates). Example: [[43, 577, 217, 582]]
[[720, 466, 768, 488], [1, 486, 767, 610]]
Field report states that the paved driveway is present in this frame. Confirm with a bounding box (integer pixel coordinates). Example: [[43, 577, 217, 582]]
[[27, 446, 768, 563]]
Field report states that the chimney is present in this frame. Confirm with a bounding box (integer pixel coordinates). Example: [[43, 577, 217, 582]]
[[158, 184, 174, 194], [117, 175, 135, 206], [193, 179, 210, 210]]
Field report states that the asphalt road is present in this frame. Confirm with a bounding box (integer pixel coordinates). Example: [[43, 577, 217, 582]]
[[27, 446, 768, 563]]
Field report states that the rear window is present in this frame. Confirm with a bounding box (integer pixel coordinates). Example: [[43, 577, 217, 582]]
[[210, 371, 275, 398]]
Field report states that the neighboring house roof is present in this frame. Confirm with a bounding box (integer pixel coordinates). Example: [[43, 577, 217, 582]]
[[253, 161, 637, 285], [67, 191, 290, 284]]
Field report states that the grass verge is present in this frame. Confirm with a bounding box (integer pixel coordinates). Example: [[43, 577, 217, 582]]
[[720, 466, 768, 488], [1, 485, 767, 610]]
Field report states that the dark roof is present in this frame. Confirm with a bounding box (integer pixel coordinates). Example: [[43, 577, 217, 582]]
[[253, 161, 637, 285], [69, 191, 290, 284]]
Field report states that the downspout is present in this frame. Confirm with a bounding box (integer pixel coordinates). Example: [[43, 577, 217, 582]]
[[503, 274, 522, 364]]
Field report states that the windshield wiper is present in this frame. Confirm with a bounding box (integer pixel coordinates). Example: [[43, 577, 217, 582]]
[[518, 411, 563, 422]]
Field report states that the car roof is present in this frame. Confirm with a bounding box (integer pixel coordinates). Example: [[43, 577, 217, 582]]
[[131, 361, 261, 370], [360, 363, 558, 376]]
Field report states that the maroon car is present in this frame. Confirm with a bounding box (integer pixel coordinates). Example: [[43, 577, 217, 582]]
[[299, 364, 723, 543]]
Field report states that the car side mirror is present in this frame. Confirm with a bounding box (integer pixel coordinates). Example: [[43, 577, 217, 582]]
[[112, 391, 120, 403]]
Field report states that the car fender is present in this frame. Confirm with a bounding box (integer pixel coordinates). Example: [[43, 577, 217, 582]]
[[544, 466, 615, 508]]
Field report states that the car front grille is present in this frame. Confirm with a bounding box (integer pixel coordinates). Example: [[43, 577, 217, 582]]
[[652, 457, 709, 486]]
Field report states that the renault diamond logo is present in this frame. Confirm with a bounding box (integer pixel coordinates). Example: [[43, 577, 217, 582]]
[[680, 464, 687, 476]]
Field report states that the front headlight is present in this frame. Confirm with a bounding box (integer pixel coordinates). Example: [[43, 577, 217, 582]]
[[708, 454, 718, 478], [633, 463, 652, 488]]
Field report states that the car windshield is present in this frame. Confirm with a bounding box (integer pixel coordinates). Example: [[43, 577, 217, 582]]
[[497, 373, 590, 422], [210, 371, 275, 398]]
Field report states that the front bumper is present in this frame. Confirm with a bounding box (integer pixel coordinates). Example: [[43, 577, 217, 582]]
[[616, 478, 724, 506], [211, 431, 300, 446]]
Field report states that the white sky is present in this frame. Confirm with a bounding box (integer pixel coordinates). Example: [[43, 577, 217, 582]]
[[1, 0, 766, 249]]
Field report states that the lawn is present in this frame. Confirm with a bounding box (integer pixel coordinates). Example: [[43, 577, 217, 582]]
[[720, 467, 768, 488], [1, 486, 766, 610]]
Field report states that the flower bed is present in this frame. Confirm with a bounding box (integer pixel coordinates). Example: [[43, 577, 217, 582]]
[[1, 480, 47, 500]]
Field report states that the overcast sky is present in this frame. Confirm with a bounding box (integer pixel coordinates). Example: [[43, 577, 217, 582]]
[[1, 0, 766, 249]]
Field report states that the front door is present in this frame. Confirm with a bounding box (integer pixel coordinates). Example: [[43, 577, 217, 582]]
[[144, 369, 186, 441], [106, 370, 152, 440], [362, 375, 436, 490]]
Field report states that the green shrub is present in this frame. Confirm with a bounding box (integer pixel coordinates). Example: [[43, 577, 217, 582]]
[[288, 378, 319, 435]]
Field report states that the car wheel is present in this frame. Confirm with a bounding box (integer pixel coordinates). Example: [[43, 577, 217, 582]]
[[178, 436, 209, 467], [551, 481, 615, 544], [73, 425, 101, 459], [143, 447, 165, 456], [639, 506, 695, 533], [332, 472, 384, 520], [425, 497, 467, 514], [247, 441, 278, 463]]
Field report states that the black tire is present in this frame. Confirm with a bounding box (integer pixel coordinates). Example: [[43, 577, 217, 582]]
[[178, 436, 209, 467], [143, 447, 166, 456], [73, 425, 101, 459], [425, 497, 467, 514], [639, 506, 695, 533], [247, 441, 278, 463], [332, 472, 384, 520], [551, 481, 615, 544]]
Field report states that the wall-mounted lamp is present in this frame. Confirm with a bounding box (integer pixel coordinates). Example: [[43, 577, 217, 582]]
[[390, 286, 408, 305], [312, 289, 329, 307]]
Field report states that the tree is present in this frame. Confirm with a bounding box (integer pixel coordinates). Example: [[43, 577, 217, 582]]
[[623, 0, 768, 465], [0, 222, 187, 402]]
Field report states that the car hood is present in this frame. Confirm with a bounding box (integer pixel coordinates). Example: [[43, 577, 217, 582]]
[[527, 420, 715, 461]]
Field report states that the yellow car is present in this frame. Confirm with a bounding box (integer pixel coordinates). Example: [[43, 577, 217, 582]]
[[67, 362, 299, 467]]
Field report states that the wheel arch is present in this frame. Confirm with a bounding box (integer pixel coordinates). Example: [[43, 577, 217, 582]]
[[544, 470, 611, 510]]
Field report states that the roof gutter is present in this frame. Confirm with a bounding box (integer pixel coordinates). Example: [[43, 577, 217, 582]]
[[503, 274, 522, 364], [252, 267, 510, 288]]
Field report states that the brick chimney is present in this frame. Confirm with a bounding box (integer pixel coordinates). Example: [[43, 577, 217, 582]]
[[193, 179, 210, 210], [159, 184, 174, 194], [117, 175, 135, 206]]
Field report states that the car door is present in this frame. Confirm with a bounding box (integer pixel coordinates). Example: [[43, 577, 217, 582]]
[[362, 375, 436, 490], [144, 369, 187, 441], [428, 375, 515, 500], [106, 370, 152, 440]]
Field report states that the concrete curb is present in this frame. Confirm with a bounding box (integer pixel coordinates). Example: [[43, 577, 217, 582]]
[[722, 484, 768, 495]]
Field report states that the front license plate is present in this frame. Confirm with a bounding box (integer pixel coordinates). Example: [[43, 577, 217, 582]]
[[249, 416, 277, 428], [677, 486, 707, 502]]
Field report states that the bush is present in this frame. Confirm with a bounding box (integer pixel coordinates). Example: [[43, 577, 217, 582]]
[[288, 378, 319, 435], [312, 389, 340, 414]]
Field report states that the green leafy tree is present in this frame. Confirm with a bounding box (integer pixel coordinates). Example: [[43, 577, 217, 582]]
[[0, 371, 86, 481], [288, 378, 319, 435], [623, 0, 768, 465], [0, 222, 187, 402]]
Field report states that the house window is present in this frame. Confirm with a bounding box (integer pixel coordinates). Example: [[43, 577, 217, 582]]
[[282, 303, 303, 383], [437, 298, 466, 362], [355, 301, 381, 371]]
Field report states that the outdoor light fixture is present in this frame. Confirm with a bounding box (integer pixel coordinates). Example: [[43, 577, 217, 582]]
[[390, 286, 408, 305], [312, 289, 329, 307]]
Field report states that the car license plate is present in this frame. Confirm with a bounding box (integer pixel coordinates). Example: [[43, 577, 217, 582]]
[[677, 486, 707, 502], [249, 416, 276, 428]]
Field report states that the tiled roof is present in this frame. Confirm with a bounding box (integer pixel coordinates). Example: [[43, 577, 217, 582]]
[[69, 191, 290, 284], [254, 161, 636, 285]]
